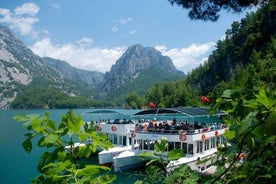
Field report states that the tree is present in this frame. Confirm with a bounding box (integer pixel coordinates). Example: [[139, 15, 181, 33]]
[[125, 92, 145, 109], [168, 0, 267, 21], [146, 83, 165, 107], [14, 110, 115, 183], [210, 88, 276, 183]]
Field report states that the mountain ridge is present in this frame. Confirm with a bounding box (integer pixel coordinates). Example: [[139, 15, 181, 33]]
[[98, 44, 185, 98], [0, 25, 185, 108]]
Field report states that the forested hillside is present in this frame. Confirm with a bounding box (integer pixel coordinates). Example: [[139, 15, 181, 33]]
[[187, 5, 276, 94], [125, 3, 276, 108]]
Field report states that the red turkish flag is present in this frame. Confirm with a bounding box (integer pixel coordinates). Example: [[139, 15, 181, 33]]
[[200, 96, 210, 103], [149, 102, 156, 108]]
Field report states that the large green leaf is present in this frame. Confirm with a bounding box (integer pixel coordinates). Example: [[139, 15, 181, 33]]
[[223, 129, 236, 140], [43, 160, 72, 175], [44, 134, 59, 144], [154, 137, 168, 152], [239, 111, 258, 134], [167, 149, 185, 160], [46, 119, 56, 131], [255, 89, 275, 109], [22, 137, 32, 153]]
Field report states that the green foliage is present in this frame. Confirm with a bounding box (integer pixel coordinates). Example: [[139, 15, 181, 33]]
[[185, 3, 275, 97], [10, 86, 102, 109], [125, 92, 146, 109], [168, 0, 267, 21], [14, 110, 115, 183], [164, 165, 201, 184], [138, 137, 185, 183], [210, 88, 276, 183], [144, 80, 201, 108]]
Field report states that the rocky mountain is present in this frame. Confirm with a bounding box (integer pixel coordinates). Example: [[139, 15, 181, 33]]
[[98, 44, 185, 100], [0, 25, 185, 108], [42, 57, 104, 87], [0, 25, 103, 108]]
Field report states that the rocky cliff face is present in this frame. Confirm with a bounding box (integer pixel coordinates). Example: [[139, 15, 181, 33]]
[[98, 44, 184, 98], [0, 25, 41, 108], [42, 57, 104, 87], [0, 25, 103, 108]]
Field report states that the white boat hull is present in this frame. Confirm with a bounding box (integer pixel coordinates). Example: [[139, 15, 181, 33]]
[[113, 148, 218, 173], [113, 150, 148, 172], [98, 146, 134, 166]]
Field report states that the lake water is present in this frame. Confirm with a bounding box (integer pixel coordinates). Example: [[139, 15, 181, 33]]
[[0, 109, 143, 184]]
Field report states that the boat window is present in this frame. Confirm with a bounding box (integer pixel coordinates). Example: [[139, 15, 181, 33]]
[[118, 135, 123, 145], [204, 139, 209, 150], [211, 138, 216, 148], [143, 140, 148, 150], [129, 137, 132, 145], [182, 142, 187, 154], [123, 136, 126, 146], [168, 142, 174, 151], [188, 144, 194, 155], [149, 141, 155, 150], [143, 140, 153, 150], [197, 141, 203, 153], [216, 136, 221, 145], [138, 139, 143, 149], [107, 134, 113, 143], [175, 142, 181, 149], [114, 134, 117, 144]]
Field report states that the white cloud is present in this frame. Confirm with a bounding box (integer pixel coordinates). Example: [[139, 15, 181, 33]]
[[111, 25, 118, 32], [30, 38, 215, 74], [130, 30, 136, 35], [111, 17, 133, 32], [155, 42, 215, 74], [14, 3, 40, 16], [51, 3, 60, 10], [0, 3, 39, 36], [119, 17, 133, 24], [30, 38, 125, 73], [77, 37, 93, 47]]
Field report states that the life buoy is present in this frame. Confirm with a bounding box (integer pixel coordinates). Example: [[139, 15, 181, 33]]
[[215, 130, 219, 137], [131, 131, 136, 138], [97, 125, 102, 131], [111, 125, 117, 132], [201, 133, 206, 141], [179, 133, 186, 141]]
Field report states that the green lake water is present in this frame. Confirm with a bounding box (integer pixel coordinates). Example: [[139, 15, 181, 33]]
[[0, 109, 143, 184]]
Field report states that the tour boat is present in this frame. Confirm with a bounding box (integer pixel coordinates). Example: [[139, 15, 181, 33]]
[[107, 108, 227, 172]]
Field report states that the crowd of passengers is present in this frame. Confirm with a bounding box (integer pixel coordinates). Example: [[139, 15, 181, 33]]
[[95, 118, 226, 134], [135, 118, 226, 133], [96, 118, 133, 124]]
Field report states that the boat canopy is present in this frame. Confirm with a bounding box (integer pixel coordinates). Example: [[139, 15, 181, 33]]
[[87, 109, 121, 114], [133, 107, 226, 118]]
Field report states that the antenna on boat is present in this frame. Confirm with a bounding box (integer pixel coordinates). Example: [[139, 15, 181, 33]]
[[156, 108, 159, 118]]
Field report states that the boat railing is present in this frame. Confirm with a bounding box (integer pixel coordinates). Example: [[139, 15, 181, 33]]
[[133, 126, 226, 135]]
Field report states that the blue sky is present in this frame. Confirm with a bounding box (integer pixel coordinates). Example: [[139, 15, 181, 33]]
[[0, 0, 251, 73]]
